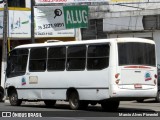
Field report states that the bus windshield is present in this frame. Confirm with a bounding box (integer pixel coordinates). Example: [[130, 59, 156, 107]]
[[6, 49, 29, 78], [118, 42, 156, 66]]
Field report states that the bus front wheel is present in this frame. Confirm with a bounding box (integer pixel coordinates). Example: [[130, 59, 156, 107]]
[[9, 90, 22, 106], [155, 91, 160, 103]]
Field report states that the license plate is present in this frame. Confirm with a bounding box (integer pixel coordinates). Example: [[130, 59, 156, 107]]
[[134, 84, 142, 88]]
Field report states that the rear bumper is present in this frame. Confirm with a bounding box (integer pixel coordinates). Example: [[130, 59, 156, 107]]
[[111, 86, 157, 99]]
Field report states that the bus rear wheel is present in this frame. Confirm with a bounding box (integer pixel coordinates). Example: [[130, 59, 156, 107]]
[[69, 91, 88, 110], [101, 100, 119, 111], [9, 90, 22, 106], [155, 91, 160, 103], [44, 100, 56, 107]]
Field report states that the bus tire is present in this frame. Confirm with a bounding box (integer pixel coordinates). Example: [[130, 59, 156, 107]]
[[9, 90, 22, 106], [155, 91, 160, 103], [101, 100, 119, 111], [44, 100, 56, 107], [69, 91, 80, 110], [69, 91, 88, 110]]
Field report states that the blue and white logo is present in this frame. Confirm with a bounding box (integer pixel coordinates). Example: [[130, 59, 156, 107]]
[[22, 77, 26, 85], [145, 72, 152, 81]]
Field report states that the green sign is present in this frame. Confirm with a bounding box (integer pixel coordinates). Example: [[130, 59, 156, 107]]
[[63, 6, 88, 29]]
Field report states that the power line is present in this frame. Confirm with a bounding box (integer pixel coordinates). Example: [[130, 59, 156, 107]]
[[115, 3, 144, 10], [111, 1, 160, 5]]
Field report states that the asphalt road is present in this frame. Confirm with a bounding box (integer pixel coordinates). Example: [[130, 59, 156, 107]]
[[0, 99, 160, 120]]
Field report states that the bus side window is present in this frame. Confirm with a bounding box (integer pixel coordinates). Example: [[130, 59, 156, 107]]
[[29, 48, 47, 72], [87, 44, 110, 70], [67, 45, 86, 71], [48, 46, 66, 71]]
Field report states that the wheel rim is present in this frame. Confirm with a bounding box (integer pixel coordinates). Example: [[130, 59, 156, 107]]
[[10, 93, 18, 104], [69, 92, 80, 109], [70, 94, 78, 108]]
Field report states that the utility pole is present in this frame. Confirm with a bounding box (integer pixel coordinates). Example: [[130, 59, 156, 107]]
[[31, 0, 35, 43], [2, 0, 8, 56], [1, 0, 8, 100]]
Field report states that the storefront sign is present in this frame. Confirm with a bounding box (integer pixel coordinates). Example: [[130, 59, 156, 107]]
[[9, 10, 31, 38], [34, 6, 75, 37], [0, 8, 75, 39], [34, 6, 88, 30], [0, 10, 31, 38], [34, 6, 66, 31], [63, 6, 88, 29]]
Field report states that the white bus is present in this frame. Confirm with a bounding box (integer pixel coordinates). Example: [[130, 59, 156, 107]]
[[5, 38, 157, 111]]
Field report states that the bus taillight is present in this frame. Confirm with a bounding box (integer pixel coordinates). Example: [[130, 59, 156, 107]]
[[154, 74, 157, 79], [115, 73, 120, 78], [115, 79, 120, 84], [115, 73, 120, 84]]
